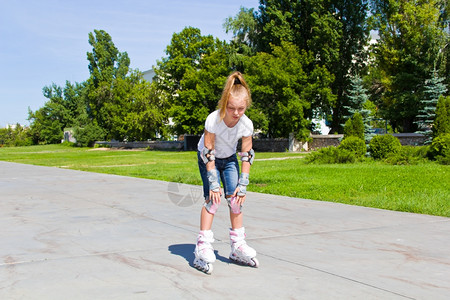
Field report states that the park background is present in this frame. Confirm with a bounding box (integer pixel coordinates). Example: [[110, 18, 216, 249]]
[[0, 1, 449, 217], [1, 0, 448, 147]]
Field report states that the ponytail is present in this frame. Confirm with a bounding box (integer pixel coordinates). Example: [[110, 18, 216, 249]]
[[218, 72, 252, 121]]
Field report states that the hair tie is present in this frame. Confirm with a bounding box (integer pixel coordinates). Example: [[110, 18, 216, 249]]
[[234, 77, 241, 85]]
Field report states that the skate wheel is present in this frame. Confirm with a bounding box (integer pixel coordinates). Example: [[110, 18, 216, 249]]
[[251, 257, 259, 268], [194, 258, 213, 274], [205, 263, 213, 274]]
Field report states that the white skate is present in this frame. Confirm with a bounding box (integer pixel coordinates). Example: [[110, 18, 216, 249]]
[[193, 230, 216, 274], [229, 227, 259, 267]]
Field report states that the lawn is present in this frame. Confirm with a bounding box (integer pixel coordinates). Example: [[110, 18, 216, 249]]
[[0, 144, 448, 217]]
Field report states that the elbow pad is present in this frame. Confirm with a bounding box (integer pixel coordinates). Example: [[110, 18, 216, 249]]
[[201, 148, 215, 164], [239, 149, 255, 165]]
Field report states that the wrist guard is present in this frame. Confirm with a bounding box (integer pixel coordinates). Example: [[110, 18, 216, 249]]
[[207, 169, 220, 192], [237, 172, 249, 196]]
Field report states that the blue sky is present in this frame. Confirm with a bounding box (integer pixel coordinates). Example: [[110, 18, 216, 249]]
[[0, 0, 260, 127]]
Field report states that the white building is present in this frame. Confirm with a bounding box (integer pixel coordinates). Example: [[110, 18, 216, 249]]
[[142, 69, 156, 83]]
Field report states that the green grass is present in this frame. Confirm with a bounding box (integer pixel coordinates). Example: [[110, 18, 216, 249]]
[[0, 144, 448, 217]]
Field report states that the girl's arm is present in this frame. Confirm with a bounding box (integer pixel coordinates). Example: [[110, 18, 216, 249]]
[[234, 135, 253, 205], [204, 130, 221, 204]]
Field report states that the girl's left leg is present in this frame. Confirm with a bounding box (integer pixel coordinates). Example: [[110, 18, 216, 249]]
[[222, 155, 259, 267], [229, 209, 243, 230]]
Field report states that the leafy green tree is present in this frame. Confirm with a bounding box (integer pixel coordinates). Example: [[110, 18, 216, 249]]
[[85, 29, 130, 131], [155, 27, 231, 135], [105, 71, 168, 140], [328, 0, 370, 133], [369, 0, 448, 132], [224, 7, 259, 70], [29, 29, 167, 145], [225, 0, 370, 133], [87, 30, 130, 86], [28, 82, 77, 144], [28, 107, 64, 144], [0, 124, 32, 147], [244, 41, 335, 139]]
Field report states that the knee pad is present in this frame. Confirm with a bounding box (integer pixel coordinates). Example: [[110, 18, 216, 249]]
[[226, 196, 242, 214], [204, 197, 219, 214]]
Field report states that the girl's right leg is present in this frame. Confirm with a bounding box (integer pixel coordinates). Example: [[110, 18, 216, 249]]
[[195, 152, 218, 273], [198, 151, 220, 230], [193, 229, 215, 274]]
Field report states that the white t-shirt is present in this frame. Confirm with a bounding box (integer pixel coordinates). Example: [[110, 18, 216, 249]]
[[197, 110, 253, 158]]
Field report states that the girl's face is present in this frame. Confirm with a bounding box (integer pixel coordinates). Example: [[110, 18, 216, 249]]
[[226, 94, 247, 122]]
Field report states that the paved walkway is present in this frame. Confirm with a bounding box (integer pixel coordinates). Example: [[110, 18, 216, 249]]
[[1, 161, 449, 299]]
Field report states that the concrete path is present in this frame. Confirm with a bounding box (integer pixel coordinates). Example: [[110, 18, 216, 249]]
[[0, 161, 449, 299]]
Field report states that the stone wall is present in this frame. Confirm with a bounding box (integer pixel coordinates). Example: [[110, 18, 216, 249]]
[[392, 133, 427, 146], [95, 133, 426, 152], [309, 134, 343, 150], [95, 140, 184, 151]]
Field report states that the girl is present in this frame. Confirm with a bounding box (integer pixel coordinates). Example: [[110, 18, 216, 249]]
[[194, 71, 258, 274]]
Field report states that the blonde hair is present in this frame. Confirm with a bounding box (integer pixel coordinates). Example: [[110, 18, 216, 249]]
[[218, 71, 252, 120]]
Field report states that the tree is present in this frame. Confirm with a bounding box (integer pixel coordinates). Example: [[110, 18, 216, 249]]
[[28, 29, 167, 145], [85, 29, 130, 131], [225, 0, 370, 133], [369, 0, 448, 132], [328, 0, 371, 133], [415, 70, 448, 141], [28, 108, 64, 144], [87, 30, 130, 86], [224, 7, 259, 70], [28, 83, 75, 144], [155, 27, 231, 135], [344, 75, 374, 140], [343, 75, 370, 119], [0, 124, 32, 147], [244, 41, 335, 139], [106, 71, 168, 141]]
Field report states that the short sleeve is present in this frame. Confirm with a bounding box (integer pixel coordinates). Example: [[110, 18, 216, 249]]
[[204, 110, 219, 134], [241, 115, 253, 137]]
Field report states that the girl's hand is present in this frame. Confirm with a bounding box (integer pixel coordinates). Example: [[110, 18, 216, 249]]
[[209, 188, 222, 205], [233, 188, 246, 206]]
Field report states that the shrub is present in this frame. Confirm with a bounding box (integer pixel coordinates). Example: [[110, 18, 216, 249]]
[[74, 124, 105, 147], [343, 112, 364, 140], [432, 96, 450, 138], [384, 146, 428, 165], [338, 136, 366, 158], [369, 134, 402, 160], [428, 133, 450, 164], [306, 146, 356, 164]]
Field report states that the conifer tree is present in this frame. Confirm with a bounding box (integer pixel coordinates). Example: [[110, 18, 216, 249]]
[[343, 75, 373, 141], [415, 70, 448, 142]]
